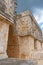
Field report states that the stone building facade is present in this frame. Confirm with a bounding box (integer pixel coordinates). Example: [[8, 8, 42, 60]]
[[7, 11, 43, 65], [15, 11, 43, 58], [0, 0, 17, 59], [0, 0, 43, 65]]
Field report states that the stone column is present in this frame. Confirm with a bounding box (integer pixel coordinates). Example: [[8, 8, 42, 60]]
[[0, 21, 9, 59]]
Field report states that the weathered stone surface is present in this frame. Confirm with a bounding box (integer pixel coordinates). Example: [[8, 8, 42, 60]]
[[30, 15, 42, 40], [18, 36, 34, 59], [29, 50, 43, 60], [37, 60, 43, 65], [0, 0, 17, 21], [16, 14, 32, 36], [4, 0, 16, 16], [0, 19, 9, 59], [35, 40, 41, 50], [16, 11, 42, 41], [42, 43, 43, 50], [7, 25, 19, 58], [0, 58, 37, 65], [0, 6, 43, 65]]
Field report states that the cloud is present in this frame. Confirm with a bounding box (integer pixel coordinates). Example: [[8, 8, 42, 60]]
[[17, 0, 43, 13], [17, 0, 43, 31], [41, 25, 43, 28], [33, 8, 43, 31]]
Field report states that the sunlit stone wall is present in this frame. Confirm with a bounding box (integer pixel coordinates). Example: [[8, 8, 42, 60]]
[[0, 19, 9, 59], [16, 11, 43, 65], [16, 11, 42, 40]]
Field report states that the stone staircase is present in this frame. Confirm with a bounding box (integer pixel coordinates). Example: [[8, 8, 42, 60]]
[[0, 58, 37, 65]]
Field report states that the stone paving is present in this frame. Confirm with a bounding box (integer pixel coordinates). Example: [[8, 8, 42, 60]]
[[0, 58, 37, 65]]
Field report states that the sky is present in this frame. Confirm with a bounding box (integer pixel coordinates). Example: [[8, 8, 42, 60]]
[[17, 0, 43, 32]]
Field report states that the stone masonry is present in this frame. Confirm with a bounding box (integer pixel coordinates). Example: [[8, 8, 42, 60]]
[[0, 0, 43, 65], [0, 0, 17, 21], [0, 0, 17, 59], [7, 11, 43, 65]]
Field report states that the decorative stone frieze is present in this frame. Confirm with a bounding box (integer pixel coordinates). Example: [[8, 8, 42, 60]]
[[0, 0, 17, 21], [16, 11, 42, 41]]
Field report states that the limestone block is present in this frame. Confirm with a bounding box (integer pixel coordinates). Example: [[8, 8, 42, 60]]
[[42, 43, 43, 49], [0, 21, 9, 59], [18, 36, 30, 57], [0, 53, 8, 59], [35, 40, 41, 50], [29, 50, 43, 60], [18, 36, 34, 59], [16, 16, 32, 36], [32, 21, 42, 39], [0, 0, 17, 22], [0, 0, 16, 16], [37, 60, 43, 65], [4, 0, 15, 16], [28, 36, 34, 51]]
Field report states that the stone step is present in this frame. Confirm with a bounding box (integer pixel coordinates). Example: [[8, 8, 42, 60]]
[[0, 58, 37, 65]]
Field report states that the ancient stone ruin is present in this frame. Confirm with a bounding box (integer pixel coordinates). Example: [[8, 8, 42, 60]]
[[0, 0, 43, 65]]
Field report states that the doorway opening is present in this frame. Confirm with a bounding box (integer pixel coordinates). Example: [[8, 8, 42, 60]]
[[7, 25, 19, 58]]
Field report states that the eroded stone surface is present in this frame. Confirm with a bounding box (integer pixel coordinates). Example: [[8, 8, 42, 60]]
[[16, 11, 42, 40], [0, 7, 43, 65], [0, 58, 37, 65], [0, 20, 9, 59], [0, 0, 17, 21]]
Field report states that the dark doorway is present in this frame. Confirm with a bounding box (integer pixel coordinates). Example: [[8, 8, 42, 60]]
[[7, 25, 19, 58]]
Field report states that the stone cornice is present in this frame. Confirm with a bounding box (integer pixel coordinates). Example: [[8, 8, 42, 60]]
[[0, 10, 14, 25], [29, 11, 42, 34]]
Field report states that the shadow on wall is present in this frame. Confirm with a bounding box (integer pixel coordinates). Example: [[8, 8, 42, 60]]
[[7, 25, 19, 58]]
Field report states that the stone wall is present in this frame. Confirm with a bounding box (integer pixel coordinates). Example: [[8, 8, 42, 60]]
[[6, 10, 43, 65], [16, 14, 33, 36], [18, 36, 34, 58], [4, 0, 16, 16], [16, 11, 42, 40], [15, 11, 43, 65], [7, 25, 19, 58], [0, 0, 17, 21], [17, 35, 43, 65], [0, 19, 9, 59], [0, 10, 43, 65]]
